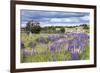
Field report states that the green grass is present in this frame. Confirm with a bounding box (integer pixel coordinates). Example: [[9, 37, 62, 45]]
[[21, 51, 71, 63], [80, 46, 90, 60]]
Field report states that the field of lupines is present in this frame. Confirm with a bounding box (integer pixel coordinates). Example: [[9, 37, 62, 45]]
[[21, 32, 90, 63]]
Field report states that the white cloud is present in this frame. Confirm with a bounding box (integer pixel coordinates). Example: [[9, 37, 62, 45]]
[[49, 17, 80, 23], [50, 18, 63, 22], [21, 21, 27, 27], [50, 18, 72, 23], [69, 17, 80, 22], [80, 15, 89, 21]]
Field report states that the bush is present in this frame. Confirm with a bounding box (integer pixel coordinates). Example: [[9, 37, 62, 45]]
[[26, 20, 41, 34], [60, 27, 65, 33], [80, 24, 89, 29], [31, 25, 41, 33]]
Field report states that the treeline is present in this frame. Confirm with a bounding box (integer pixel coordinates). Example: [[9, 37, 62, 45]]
[[22, 20, 66, 34], [21, 20, 89, 34], [41, 26, 65, 33]]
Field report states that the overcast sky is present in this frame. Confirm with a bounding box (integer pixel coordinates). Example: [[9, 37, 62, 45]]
[[21, 10, 90, 27]]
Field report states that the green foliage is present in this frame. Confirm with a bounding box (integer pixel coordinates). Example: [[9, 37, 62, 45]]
[[41, 26, 56, 33], [80, 46, 90, 60], [26, 20, 41, 34], [60, 27, 65, 33], [80, 24, 89, 29], [21, 51, 71, 63], [31, 25, 41, 33]]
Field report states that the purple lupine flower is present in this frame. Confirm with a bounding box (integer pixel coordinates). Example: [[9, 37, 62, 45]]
[[49, 41, 61, 52], [64, 32, 89, 55], [75, 33, 89, 42], [48, 35, 60, 42], [67, 33, 89, 41], [50, 43, 59, 52], [63, 40, 68, 44], [71, 52, 80, 60], [67, 40, 74, 52], [38, 37, 48, 44], [67, 38, 85, 53], [79, 42, 85, 49]]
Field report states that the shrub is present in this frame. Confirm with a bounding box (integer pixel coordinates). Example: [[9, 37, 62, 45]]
[[60, 27, 65, 33]]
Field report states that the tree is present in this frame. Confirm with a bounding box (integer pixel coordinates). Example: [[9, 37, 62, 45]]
[[60, 27, 65, 33], [31, 25, 41, 33], [26, 20, 32, 34], [81, 24, 89, 29], [26, 20, 41, 34]]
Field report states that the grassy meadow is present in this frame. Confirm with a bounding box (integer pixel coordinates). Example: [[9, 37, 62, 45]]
[[21, 26, 90, 63]]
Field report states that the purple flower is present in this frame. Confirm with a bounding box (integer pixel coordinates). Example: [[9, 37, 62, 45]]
[[49, 41, 61, 52], [67, 33, 89, 41], [71, 52, 80, 60], [67, 40, 74, 51], [67, 35, 86, 54], [38, 37, 48, 44], [79, 42, 85, 49], [48, 35, 60, 42]]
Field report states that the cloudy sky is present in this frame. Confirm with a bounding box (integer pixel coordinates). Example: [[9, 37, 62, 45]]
[[21, 10, 90, 27]]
